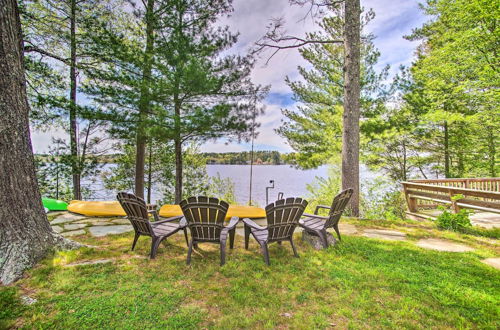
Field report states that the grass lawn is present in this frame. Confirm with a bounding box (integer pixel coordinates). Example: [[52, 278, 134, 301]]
[[1, 219, 499, 329]]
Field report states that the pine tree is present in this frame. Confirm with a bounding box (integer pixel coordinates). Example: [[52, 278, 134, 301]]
[[84, 0, 267, 202], [277, 13, 388, 169]]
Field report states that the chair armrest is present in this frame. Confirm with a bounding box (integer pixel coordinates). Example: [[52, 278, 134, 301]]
[[314, 205, 331, 215], [243, 218, 266, 230], [302, 213, 329, 220], [153, 215, 184, 225], [224, 216, 240, 230]]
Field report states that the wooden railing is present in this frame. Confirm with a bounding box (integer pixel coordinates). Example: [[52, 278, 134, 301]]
[[408, 178, 500, 192], [402, 178, 500, 215]]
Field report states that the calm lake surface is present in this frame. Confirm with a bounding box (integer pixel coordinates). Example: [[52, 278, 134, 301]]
[[207, 164, 377, 206], [87, 164, 377, 206]]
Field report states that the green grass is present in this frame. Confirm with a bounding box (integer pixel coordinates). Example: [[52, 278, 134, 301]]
[[1, 223, 499, 329]]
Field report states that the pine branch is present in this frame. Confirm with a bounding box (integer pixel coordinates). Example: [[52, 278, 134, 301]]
[[23, 45, 68, 63]]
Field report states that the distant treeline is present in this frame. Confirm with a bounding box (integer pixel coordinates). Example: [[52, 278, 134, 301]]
[[204, 151, 292, 165], [35, 151, 296, 165]]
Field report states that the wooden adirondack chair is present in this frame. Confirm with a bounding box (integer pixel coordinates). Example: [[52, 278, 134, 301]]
[[117, 192, 188, 259], [243, 197, 308, 265], [299, 189, 353, 248], [180, 196, 239, 266]]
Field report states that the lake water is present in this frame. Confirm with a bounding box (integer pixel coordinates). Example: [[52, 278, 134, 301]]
[[84, 164, 378, 206], [207, 164, 377, 206]]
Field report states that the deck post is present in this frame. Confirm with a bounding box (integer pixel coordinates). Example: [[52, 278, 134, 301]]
[[403, 184, 418, 213], [449, 189, 460, 213]]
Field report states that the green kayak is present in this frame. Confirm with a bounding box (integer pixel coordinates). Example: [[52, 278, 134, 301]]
[[42, 198, 68, 211]]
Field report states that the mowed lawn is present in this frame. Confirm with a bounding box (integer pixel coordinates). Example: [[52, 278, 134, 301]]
[[1, 221, 499, 329]]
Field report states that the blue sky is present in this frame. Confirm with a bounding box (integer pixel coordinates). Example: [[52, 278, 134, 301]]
[[31, 0, 428, 154]]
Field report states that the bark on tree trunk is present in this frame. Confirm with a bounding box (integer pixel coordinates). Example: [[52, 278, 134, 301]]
[[0, 0, 79, 285], [174, 98, 182, 203], [487, 126, 496, 177], [444, 121, 450, 178], [69, 0, 81, 200], [134, 0, 155, 199], [342, 0, 361, 216], [135, 134, 146, 198], [147, 141, 152, 204], [174, 138, 183, 204]]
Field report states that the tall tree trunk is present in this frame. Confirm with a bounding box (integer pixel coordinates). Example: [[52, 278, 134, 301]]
[[0, 0, 78, 284], [69, 0, 80, 200], [342, 0, 361, 216], [402, 139, 407, 181], [135, 0, 155, 199], [443, 121, 450, 178], [487, 126, 496, 177], [147, 141, 152, 204], [174, 100, 182, 204]]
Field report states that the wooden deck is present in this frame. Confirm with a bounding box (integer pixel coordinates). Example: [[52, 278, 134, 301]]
[[402, 178, 500, 228]]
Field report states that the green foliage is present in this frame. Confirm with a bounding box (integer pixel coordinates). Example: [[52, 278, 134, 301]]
[[278, 11, 388, 169], [36, 134, 104, 201], [81, 0, 267, 198], [207, 173, 237, 204], [305, 164, 341, 213], [436, 208, 472, 233], [161, 144, 210, 203], [103, 141, 209, 204], [402, 0, 500, 178], [361, 177, 407, 221]]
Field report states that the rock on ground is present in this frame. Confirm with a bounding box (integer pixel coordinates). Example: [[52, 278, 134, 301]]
[[338, 223, 357, 235], [88, 225, 133, 237], [51, 213, 87, 224], [362, 229, 407, 241], [64, 223, 87, 231], [481, 258, 500, 270], [61, 229, 86, 237], [302, 231, 336, 250], [51, 225, 63, 233], [416, 238, 474, 252]]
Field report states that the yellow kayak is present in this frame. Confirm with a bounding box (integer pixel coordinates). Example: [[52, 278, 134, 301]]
[[68, 200, 266, 219], [68, 200, 126, 217], [159, 204, 266, 219]]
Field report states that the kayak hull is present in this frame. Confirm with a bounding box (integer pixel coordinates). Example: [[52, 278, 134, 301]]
[[68, 200, 266, 219], [42, 198, 68, 211]]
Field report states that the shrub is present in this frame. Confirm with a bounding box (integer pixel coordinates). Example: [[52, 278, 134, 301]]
[[436, 207, 472, 232], [361, 177, 407, 221]]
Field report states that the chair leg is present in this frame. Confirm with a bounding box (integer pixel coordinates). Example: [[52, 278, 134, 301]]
[[186, 239, 194, 265], [333, 224, 341, 241], [319, 230, 329, 249], [131, 233, 140, 251], [220, 241, 227, 266], [261, 243, 270, 266], [229, 228, 235, 249], [289, 238, 299, 257], [244, 225, 250, 250], [183, 228, 189, 247], [150, 237, 162, 259]]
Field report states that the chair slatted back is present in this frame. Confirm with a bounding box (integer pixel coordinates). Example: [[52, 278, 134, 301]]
[[117, 192, 153, 236], [325, 189, 353, 228], [265, 197, 307, 241], [180, 196, 229, 242]]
